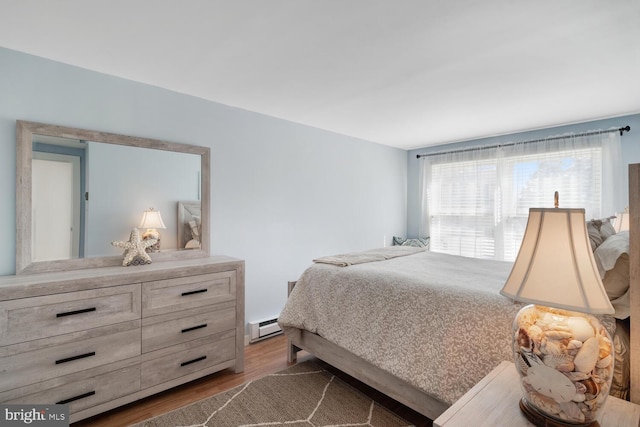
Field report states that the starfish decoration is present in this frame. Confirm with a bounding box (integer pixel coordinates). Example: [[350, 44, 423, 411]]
[[111, 228, 157, 266]]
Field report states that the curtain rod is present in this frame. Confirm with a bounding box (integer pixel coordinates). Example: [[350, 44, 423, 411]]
[[416, 125, 631, 159]]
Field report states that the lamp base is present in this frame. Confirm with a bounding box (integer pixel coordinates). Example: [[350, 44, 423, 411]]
[[142, 229, 161, 253], [519, 398, 599, 427], [512, 305, 614, 425]]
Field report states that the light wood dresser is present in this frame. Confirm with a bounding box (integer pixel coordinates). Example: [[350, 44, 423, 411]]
[[0, 256, 244, 423]]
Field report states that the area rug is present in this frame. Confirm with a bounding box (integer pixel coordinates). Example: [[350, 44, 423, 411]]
[[130, 361, 411, 427]]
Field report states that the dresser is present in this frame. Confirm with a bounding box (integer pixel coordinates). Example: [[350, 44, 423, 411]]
[[0, 256, 244, 423]]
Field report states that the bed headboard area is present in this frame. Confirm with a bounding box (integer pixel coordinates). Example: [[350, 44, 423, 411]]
[[630, 163, 639, 404]]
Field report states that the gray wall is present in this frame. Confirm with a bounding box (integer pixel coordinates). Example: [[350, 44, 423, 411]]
[[0, 47, 407, 327], [406, 114, 640, 238]]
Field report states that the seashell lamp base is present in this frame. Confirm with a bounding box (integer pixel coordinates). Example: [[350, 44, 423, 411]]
[[142, 229, 161, 253], [512, 304, 613, 426], [519, 398, 600, 427]]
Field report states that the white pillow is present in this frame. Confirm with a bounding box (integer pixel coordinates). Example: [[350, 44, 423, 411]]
[[594, 231, 630, 319], [587, 218, 616, 251]]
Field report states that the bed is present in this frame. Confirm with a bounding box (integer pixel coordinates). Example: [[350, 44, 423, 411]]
[[278, 163, 640, 420]]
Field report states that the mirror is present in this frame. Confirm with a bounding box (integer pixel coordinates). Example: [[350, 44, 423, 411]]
[[16, 120, 210, 274]]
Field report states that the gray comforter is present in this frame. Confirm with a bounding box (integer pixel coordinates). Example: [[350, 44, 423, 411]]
[[278, 249, 523, 404]]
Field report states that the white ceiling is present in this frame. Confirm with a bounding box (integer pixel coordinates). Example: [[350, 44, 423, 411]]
[[1, 1, 639, 150]]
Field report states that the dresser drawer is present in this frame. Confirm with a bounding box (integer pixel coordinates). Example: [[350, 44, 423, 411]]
[[142, 271, 236, 317], [0, 328, 141, 392], [142, 303, 236, 353], [141, 335, 235, 388], [5, 364, 140, 414], [0, 284, 141, 345]]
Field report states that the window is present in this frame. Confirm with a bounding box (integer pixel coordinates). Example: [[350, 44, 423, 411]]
[[420, 132, 622, 261]]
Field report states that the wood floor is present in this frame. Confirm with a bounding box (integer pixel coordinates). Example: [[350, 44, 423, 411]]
[[72, 334, 432, 427]]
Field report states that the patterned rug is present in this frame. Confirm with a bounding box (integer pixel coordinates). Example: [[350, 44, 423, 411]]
[[131, 361, 411, 427]]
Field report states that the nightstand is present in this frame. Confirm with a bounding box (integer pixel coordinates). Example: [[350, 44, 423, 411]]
[[434, 361, 640, 427]]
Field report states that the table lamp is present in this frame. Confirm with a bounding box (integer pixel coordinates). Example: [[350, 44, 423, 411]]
[[139, 207, 166, 253], [500, 194, 615, 426], [614, 209, 630, 233]]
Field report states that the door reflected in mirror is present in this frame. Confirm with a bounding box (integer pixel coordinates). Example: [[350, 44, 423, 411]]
[[32, 152, 81, 260]]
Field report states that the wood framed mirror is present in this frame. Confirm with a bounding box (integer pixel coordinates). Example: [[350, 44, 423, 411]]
[[16, 120, 210, 274]]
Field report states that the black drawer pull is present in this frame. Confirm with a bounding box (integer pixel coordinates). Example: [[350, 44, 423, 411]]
[[56, 390, 96, 405], [181, 289, 208, 296], [181, 355, 206, 367], [55, 351, 96, 365], [56, 307, 97, 317], [181, 323, 208, 333]]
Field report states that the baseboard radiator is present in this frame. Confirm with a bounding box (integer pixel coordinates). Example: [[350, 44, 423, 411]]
[[249, 317, 283, 343]]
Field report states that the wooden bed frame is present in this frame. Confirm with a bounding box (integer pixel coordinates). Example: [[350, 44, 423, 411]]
[[287, 163, 640, 420]]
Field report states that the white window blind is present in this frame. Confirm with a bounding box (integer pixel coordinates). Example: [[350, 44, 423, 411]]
[[421, 132, 622, 262]]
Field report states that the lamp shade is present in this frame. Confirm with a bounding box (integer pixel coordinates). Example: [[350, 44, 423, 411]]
[[614, 210, 630, 232], [139, 209, 166, 229], [500, 208, 614, 314]]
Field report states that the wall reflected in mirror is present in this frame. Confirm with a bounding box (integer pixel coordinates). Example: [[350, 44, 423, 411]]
[[31, 134, 201, 262]]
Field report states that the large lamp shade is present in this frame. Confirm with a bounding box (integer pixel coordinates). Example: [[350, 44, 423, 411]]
[[614, 210, 630, 233], [500, 208, 613, 315], [139, 208, 167, 230]]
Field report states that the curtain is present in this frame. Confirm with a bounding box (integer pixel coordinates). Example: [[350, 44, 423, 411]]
[[420, 131, 623, 261]]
